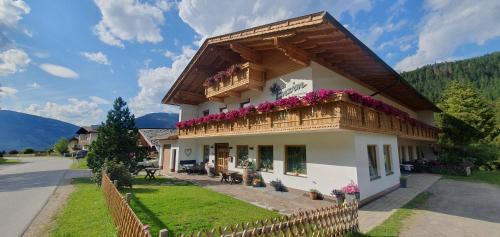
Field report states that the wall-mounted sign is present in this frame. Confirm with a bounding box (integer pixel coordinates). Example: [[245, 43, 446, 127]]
[[270, 80, 311, 100]]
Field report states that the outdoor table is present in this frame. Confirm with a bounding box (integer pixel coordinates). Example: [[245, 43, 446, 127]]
[[145, 168, 159, 180]]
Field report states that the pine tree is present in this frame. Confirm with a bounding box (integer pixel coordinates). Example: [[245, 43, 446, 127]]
[[437, 81, 497, 144], [87, 97, 144, 185]]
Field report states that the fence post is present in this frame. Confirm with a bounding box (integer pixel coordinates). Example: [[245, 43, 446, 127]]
[[159, 229, 169, 237], [113, 180, 118, 187], [125, 193, 131, 204]]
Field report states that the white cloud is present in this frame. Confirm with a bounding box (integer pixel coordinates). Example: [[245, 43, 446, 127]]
[[89, 96, 111, 105], [29, 82, 40, 89], [0, 48, 31, 76], [39, 63, 79, 79], [163, 50, 175, 60], [81, 51, 111, 65], [0, 86, 17, 97], [129, 45, 195, 116], [178, 0, 372, 38], [24, 98, 105, 125], [92, 0, 168, 48], [0, 0, 30, 28], [396, 0, 500, 71]]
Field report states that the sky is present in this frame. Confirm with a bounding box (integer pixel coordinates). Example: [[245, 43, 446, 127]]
[[0, 0, 499, 126]]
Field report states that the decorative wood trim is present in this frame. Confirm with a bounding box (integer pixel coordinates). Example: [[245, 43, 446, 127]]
[[230, 43, 262, 63], [273, 37, 310, 66]]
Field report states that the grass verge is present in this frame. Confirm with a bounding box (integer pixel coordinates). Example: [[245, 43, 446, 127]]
[[347, 192, 431, 237], [70, 158, 88, 170], [444, 170, 500, 186], [123, 176, 281, 236], [0, 158, 22, 165], [51, 178, 116, 237]]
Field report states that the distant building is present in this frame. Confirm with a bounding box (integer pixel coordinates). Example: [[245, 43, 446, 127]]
[[74, 125, 100, 150], [138, 129, 176, 159]]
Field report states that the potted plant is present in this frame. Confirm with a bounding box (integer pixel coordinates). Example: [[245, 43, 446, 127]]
[[270, 179, 287, 192], [342, 181, 360, 202], [242, 160, 255, 186], [331, 189, 345, 204], [309, 189, 319, 200], [400, 176, 408, 188], [252, 174, 265, 187]]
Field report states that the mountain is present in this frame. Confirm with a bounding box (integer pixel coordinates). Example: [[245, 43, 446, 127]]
[[135, 112, 178, 129], [0, 110, 79, 151], [402, 52, 500, 104]]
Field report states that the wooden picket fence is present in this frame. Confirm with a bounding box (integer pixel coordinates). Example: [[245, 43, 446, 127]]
[[101, 172, 151, 237], [177, 201, 359, 237]]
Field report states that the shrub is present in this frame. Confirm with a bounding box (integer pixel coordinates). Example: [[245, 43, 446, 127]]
[[105, 162, 133, 188], [23, 148, 35, 154], [270, 179, 287, 192], [8, 150, 18, 154], [53, 138, 69, 154]]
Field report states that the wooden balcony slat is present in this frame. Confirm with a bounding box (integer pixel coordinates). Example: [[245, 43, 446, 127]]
[[179, 96, 439, 141]]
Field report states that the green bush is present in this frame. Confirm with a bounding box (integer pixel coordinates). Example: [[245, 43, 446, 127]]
[[106, 162, 132, 188], [23, 148, 35, 154], [8, 150, 18, 155]]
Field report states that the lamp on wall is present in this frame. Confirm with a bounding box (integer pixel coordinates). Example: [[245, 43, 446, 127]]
[[210, 145, 214, 148], [229, 146, 233, 150], [249, 146, 254, 150]]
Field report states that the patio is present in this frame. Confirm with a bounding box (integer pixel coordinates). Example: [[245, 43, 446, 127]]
[[166, 172, 441, 231]]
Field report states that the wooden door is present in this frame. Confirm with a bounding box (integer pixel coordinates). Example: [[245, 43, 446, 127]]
[[162, 145, 171, 173], [215, 143, 229, 174]]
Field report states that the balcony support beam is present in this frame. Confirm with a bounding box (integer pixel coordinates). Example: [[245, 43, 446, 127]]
[[273, 37, 310, 66], [230, 43, 261, 63]]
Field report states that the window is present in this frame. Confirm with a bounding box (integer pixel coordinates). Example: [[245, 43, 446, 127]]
[[236, 145, 249, 167], [202, 110, 209, 116], [258, 146, 273, 171], [203, 145, 210, 162], [383, 145, 393, 175], [367, 145, 380, 180], [219, 106, 228, 113], [240, 99, 250, 108], [285, 145, 307, 175], [408, 146, 414, 161]]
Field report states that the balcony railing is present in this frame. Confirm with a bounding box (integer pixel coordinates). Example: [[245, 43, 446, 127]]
[[178, 94, 439, 141], [205, 62, 265, 100]]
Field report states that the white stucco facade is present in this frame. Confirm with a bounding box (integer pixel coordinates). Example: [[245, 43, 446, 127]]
[[167, 60, 437, 201]]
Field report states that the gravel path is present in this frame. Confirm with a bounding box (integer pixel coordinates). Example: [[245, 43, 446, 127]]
[[400, 179, 500, 237], [0, 157, 72, 237]]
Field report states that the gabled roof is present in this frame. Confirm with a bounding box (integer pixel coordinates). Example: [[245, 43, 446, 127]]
[[76, 125, 100, 134], [162, 11, 440, 112], [138, 129, 176, 147]]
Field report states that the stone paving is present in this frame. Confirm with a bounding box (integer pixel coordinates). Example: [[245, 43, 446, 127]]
[[167, 172, 441, 232], [358, 173, 441, 232]]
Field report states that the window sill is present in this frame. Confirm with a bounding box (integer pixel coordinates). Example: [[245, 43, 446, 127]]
[[285, 172, 307, 178], [370, 176, 381, 181], [386, 171, 394, 176], [258, 169, 274, 173]]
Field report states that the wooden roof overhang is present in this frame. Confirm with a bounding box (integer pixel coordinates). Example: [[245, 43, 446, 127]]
[[162, 11, 440, 112]]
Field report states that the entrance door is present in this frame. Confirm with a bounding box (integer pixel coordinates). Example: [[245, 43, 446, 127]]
[[215, 143, 229, 174], [162, 145, 171, 173]]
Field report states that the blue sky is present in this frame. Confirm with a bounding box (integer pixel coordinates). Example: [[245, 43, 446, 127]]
[[0, 0, 499, 125]]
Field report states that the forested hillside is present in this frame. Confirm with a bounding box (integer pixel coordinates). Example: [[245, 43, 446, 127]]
[[402, 52, 499, 104]]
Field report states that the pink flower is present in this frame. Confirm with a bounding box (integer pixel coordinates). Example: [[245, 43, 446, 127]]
[[257, 101, 274, 113], [341, 181, 360, 194]]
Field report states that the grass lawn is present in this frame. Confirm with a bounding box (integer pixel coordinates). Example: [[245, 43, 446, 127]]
[[51, 178, 116, 237], [70, 158, 88, 170], [444, 170, 500, 186], [123, 176, 281, 236], [0, 158, 22, 165], [348, 192, 431, 237]]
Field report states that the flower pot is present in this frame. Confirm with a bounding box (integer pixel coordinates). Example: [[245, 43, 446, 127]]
[[335, 194, 345, 204], [309, 192, 318, 200], [346, 194, 356, 202], [400, 178, 407, 188], [242, 168, 252, 186]]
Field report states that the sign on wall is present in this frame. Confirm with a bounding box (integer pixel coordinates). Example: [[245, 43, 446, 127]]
[[270, 79, 312, 100]]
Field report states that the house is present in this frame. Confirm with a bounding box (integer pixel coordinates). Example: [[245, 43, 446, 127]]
[[67, 137, 79, 152], [157, 11, 440, 201], [138, 129, 176, 159], [75, 125, 100, 150]]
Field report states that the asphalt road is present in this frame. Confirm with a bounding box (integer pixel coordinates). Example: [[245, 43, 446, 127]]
[[0, 157, 72, 237]]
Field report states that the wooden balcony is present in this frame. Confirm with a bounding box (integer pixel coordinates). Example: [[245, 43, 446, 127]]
[[178, 94, 439, 141], [205, 62, 265, 100]]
